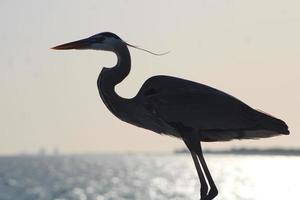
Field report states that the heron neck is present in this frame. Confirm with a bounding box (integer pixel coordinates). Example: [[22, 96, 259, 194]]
[[110, 43, 131, 86], [97, 42, 131, 116]]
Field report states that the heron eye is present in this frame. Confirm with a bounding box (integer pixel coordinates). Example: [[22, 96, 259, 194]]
[[96, 36, 105, 42], [90, 36, 104, 43]]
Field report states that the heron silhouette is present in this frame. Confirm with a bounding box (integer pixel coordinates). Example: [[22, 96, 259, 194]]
[[53, 32, 289, 200]]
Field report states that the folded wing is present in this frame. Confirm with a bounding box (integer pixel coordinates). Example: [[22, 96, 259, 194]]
[[136, 75, 289, 141]]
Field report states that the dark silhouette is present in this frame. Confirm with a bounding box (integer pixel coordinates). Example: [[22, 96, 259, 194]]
[[53, 32, 289, 200]]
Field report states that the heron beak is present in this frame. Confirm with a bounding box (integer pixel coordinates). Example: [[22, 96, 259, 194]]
[[52, 38, 92, 50]]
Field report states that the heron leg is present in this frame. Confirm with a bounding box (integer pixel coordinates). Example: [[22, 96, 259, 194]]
[[195, 143, 218, 200], [184, 140, 208, 200]]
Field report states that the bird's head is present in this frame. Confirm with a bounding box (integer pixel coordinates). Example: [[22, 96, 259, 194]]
[[52, 32, 123, 51], [52, 32, 168, 55]]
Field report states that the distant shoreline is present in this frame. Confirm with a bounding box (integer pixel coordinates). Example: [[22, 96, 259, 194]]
[[174, 148, 300, 156], [1, 149, 300, 157]]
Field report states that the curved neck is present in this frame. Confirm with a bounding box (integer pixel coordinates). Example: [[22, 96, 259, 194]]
[[107, 42, 131, 86], [97, 41, 131, 117], [100, 42, 131, 89]]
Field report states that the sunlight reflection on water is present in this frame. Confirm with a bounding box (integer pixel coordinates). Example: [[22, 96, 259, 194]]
[[0, 154, 299, 200]]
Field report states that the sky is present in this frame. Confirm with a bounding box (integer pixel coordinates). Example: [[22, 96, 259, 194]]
[[0, 0, 299, 155]]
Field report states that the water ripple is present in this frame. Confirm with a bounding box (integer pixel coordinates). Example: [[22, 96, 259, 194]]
[[0, 154, 299, 200]]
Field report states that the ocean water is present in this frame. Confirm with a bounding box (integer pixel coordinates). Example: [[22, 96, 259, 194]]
[[0, 154, 299, 200]]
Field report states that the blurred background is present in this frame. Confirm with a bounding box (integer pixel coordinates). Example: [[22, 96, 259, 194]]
[[0, 0, 299, 200]]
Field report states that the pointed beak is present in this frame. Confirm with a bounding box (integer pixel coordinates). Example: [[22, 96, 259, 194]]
[[52, 38, 92, 50]]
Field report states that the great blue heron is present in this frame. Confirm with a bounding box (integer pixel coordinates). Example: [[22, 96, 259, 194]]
[[53, 32, 289, 200]]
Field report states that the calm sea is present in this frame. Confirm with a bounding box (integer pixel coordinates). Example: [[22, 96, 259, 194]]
[[0, 154, 299, 200]]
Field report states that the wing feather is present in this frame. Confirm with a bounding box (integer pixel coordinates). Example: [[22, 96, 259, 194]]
[[137, 75, 288, 136]]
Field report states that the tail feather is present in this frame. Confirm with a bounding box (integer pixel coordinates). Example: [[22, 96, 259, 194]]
[[255, 109, 289, 135], [200, 110, 289, 142]]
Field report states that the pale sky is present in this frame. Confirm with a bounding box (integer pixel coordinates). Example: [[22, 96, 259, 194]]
[[1, 0, 299, 155]]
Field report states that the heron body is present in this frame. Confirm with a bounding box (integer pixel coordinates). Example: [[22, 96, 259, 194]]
[[53, 32, 289, 200]]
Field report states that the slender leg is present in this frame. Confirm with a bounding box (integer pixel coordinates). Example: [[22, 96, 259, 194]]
[[196, 143, 218, 200], [184, 140, 208, 200]]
